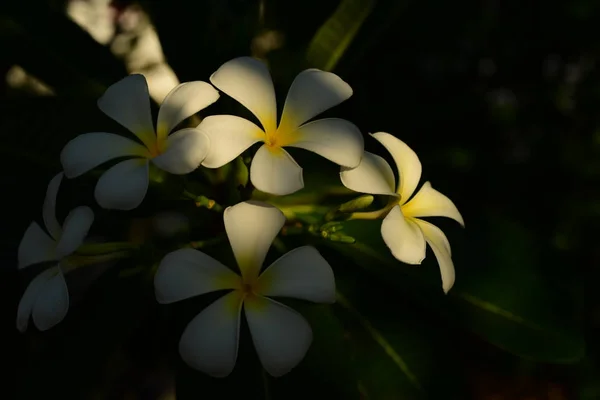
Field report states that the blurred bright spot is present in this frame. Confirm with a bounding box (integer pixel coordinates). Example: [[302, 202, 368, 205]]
[[5, 65, 55, 95]]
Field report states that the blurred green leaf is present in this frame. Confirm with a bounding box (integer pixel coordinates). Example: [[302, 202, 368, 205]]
[[324, 212, 585, 364], [306, 0, 375, 71]]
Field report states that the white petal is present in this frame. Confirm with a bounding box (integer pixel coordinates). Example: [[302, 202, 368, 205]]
[[371, 132, 422, 204], [380, 205, 426, 265], [401, 182, 465, 226], [97, 74, 156, 149], [16, 266, 58, 332], [154, 248, 240, 304], [55, 206, 94, 259], [179, 291, 243, 377], [43, 173, 63, 240], [151, 128, 210, 174], [340, 151, 396, 195], [257, 246, 335, 303], [94, 159, 149, 210], [32, 267, 70, 331], [199, 115, 264, 168], [245, 296, 312, 377], [250, 145, 304, 195], [414, 219, 455, 293], [156, 81, 220, 141], [279, 69, 353, 132], [223, 201, 285, 281], [287, 118, 363, 168], [60, 132, 149, 178], [210, 57, 277, 133], [17, 222, 57, 269]]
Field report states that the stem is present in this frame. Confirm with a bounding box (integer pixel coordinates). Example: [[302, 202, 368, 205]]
[[62, 251, 132, 273], [186, 235, 227, 249], [182, 189, 224, 212], [75, 242, 139, 256]]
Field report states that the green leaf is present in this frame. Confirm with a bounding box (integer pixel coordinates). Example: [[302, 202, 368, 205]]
[[306, 0, 375, 71], [323, 212, 585, 363]]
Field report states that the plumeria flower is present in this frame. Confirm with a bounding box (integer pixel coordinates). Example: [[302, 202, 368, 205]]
[[154, 201, 335, 377], [199, 57, 364, 196], [340, 132, 464, 293], [16, 173, 94, 332], [61, 74, 219, 210]]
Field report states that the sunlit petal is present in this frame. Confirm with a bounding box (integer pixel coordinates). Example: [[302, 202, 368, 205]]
[[199, 115, 264, 169], [371, 132, 422, 204], [210, 57, 277, 133], [179, 291, 243, 377], [340, 151, 396, 195], [250, 145, 304, 195], [257, 246, 335, 303], [278, 69, 353, 132], [287, 118, 363, 168], [18, 222, 56, 269], [156, 81, 220, 142], [414, 219, 455, 293], [401, 182, 465, 226], [245, 296, 312, 377], [97, 74, 156, 149], [43, 173, 63, 240], [55, 206, 94, 259], [151, 128, 210, 174], [60, 132, 150, 178], [380, 205, 426, 265], [223, 201, 285, 281], [16, 266, 58, 332], [154, 248, 240, 304], [94, 159, 149, 210], [32, 267, 69, 331]]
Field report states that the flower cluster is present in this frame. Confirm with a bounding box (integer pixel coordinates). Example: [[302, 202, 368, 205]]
[[16, 57, 463, 377]]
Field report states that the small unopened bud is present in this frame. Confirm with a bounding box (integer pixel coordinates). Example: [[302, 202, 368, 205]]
[[327, 234, 356, 244]]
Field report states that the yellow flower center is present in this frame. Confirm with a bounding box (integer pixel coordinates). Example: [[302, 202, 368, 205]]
[[264, 125, 299, 151]]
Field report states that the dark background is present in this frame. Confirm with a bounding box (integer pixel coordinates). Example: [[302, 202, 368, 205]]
[[1, 0, 598, 399]]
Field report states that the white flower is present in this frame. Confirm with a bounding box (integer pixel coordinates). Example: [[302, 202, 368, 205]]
[[340, 132, 464, 293], [61, 74, 219, 210], [16, 173, 94, 332], [154, 201, 335, 377], [199, 57, 364, 196]]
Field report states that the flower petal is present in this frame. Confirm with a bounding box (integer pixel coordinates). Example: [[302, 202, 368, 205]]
[[61, 132, 150, 178], [223, 201, 285, 282], [371, 132, 422, 204], [156, 81, 220, 142], [55, 206, 94, 259], [250, 145, 304, 195], [278, 69, 353, 132], [340, 151, 396, 195], [401, 182, 465, 227], [210, 57, 277, 133], [245, 296, 312, 377], [413, 219, 455, 293], [179, 291, 243, 377], [199, 115, 264, 168], [151, 128, 210, 174], [257, 246, 335, 303], [154, 248, 240, 304], [380, 205, 426, 265], [95, 159, 149, 210], [43, 173, 63, 240], [97, 74, 156, 149], [31, 267, 69, 331], [16, 266, 58, 332], [18, 222, 57, 269], [286, 118, 363, 168]]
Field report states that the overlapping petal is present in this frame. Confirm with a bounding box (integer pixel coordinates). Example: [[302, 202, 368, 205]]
[[287, 118, 363, 168], [223, 201, 285, 281], [257, 246, 335, 303], [55, 206, 94, 259], [154, 248, 240, 304], [31, 268, 69, 331], [414, 219, 455, 293], [380, 206, 426, 265], [340, 151, 396, 195], [210, 57, 277, 133], [43, 173, 63, 240], [401, 182, 465, 226], [151, 128, 210, 174], [94, 159, 149, 210], [16, 266, 59, 332], [250, 146, 304, 195], [18, 222, 57, 269], [61, 132, 150, 178]]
